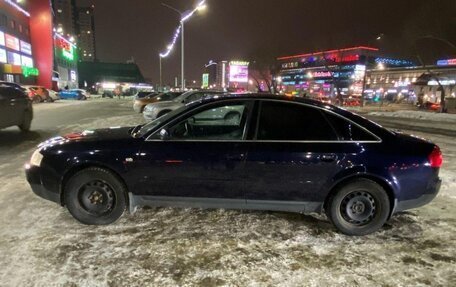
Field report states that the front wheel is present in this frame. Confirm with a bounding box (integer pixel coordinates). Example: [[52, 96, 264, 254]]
[[327, 179, 390, 236], [64, 168, 127, 225]]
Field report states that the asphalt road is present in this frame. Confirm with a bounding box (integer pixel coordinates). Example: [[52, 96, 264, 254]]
[[0, 99, 454, 287]]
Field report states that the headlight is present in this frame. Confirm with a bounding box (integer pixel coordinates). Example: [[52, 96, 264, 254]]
[[30, 149, 44, 167]]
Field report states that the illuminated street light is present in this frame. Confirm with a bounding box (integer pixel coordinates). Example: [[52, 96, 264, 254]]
[[160, 0, 207, 90]]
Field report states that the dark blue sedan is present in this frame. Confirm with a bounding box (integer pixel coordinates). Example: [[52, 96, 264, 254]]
[[25, 94, 442, 235]]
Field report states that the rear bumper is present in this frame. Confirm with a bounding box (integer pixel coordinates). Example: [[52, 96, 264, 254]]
[[25, 165, 60, 204], [395, 178, 441, 213]]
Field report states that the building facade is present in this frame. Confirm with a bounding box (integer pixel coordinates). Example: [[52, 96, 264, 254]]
[[277, 46, 414, 99], [51, 0, 76, 38], [75, 5, 96, 62], [0, 0, 39, 85]]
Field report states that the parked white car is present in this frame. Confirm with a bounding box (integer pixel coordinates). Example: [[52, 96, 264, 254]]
[[143, 90, 223, 121]]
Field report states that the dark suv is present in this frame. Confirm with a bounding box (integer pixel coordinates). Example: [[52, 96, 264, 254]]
[[0, 86, 33, 131]]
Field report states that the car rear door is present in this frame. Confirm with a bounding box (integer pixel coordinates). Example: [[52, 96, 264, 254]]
[[134, 100, 254, 203], [0, 88, 23, 127], [244, 100, 364, 209]]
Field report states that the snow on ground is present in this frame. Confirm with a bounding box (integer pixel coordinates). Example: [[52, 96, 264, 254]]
[[0, 101, 455, 286], [368, 110, 456, 123]]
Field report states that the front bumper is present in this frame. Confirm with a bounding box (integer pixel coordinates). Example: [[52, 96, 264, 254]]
[[25, 165, 60, 204], [395, 178, 442, 213]]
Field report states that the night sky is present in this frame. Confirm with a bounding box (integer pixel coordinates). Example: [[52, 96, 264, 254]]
[[77, 0, 456, 85]]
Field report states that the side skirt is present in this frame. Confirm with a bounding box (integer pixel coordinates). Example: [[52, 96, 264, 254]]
[[129, 193, 323, 215]]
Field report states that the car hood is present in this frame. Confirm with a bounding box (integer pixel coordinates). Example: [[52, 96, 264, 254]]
[[39, 127, 133, 148]]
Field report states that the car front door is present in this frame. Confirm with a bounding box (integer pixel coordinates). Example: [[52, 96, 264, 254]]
[[134, 100, 253, 204], [244, 100, 363, 210]]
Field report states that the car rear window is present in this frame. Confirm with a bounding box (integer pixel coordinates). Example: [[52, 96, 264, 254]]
[[323, 112, 379, 142]]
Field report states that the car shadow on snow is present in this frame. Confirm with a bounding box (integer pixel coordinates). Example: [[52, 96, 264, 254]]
[[0, 129, 57, 150]]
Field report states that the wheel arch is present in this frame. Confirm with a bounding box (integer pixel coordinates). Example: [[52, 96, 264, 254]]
[[324, 174, 397, 218], [59, 162, 129, 207]]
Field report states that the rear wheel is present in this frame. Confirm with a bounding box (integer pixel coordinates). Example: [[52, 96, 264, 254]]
[[64, 168, 127, 225], [327, 179, 390, 236], [18, 110, 32, 132]]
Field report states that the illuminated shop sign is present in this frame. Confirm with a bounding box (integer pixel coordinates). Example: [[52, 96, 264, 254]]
[[22, 66, 39, 77], [229, 61, 249, 83], [21, 55, 33, 67], [375, 58, 414, 67], [70, 70, 77, 82], [5, 34, 20, 51], [202, 73, 209, 88], [20, 41, 32, 55], [437, 59, 456, 66], [7, 51, 21, 65], [4, 0, 30, 17], [0, 31, 5, 47], [428, 80, 456, 86], [311, 71, 333, 78], [55, 37, 76, 61], [0, 49, 6, 63]]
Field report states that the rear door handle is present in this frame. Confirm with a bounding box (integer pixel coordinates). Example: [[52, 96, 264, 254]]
[[320, 154, 337, 162]]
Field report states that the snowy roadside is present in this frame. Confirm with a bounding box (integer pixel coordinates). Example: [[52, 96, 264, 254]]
[[0, 101, 455, 287]]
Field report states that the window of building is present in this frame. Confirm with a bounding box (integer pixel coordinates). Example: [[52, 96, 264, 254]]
[[0, 14, 7, 27], [10, 20, 15, 29], [257, 101, 338, 141]]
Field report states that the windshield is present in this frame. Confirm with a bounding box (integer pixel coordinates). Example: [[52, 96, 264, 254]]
[[135, 105, 189, 138]]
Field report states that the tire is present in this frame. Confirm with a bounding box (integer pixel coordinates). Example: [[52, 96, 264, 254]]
[[18, 110, 33, 132], [326, 179, 390, 236], [64, 167, 127, 225], [46, 96, 54, 103]]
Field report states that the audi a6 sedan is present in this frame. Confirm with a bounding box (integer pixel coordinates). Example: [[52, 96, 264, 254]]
[[25, 94, 442, 236]]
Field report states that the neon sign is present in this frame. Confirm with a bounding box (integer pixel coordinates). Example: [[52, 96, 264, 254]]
[[22, 67, 39, 77], [437, 59, 456, 66], [311, 71, 333, 78], [4, 0, 30, 17]]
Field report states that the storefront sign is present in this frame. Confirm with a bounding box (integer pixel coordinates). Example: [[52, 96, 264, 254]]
[[55, 36, 76, 61], [22, 66, 40, 77], [20, 41, 32, 55], [0, 48, 6, 63], [0, 31, 5, 47], [375, 57, 414, 67], [437, 59, 456, 66], [70, 70, 77, 82], [202, 73, 209, 88], [5, 34, 20, 51], [311, 71, 333, 78], [7, 51, 21, 65], [21, 55, 33, 67], [428, 80, 456, 86]]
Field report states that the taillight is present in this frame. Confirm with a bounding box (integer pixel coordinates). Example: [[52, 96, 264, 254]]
[[428, 146, 443, 168]]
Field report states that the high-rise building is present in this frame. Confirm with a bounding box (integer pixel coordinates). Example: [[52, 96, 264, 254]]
[[51, 0, 76, 38], [75, 5, 96, 62]]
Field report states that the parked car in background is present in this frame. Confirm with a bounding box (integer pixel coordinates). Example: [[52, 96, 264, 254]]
[[26, 94, 442, 236], [0, 81, 25, 91], [23, 86, 53, 103], [46, 89, 60, 101], [59, 89, 88, 101], [135, 91, 157, 99], [0, 85, 33, 131], [143, 90, 224, 121], [133, 92, 182, 113]]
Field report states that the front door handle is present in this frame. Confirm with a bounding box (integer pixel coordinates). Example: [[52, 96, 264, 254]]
[[320, 154, 337, 162]]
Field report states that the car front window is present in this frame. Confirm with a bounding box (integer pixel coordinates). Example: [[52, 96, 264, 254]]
[[167, 103, 248, 141]]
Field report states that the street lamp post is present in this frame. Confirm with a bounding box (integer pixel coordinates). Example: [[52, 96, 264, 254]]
[[159, 56, 163, 92], [161, 1, 207, 91]]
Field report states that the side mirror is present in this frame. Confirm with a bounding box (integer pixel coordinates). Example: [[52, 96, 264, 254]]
[[159, 129, 170, 141]]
